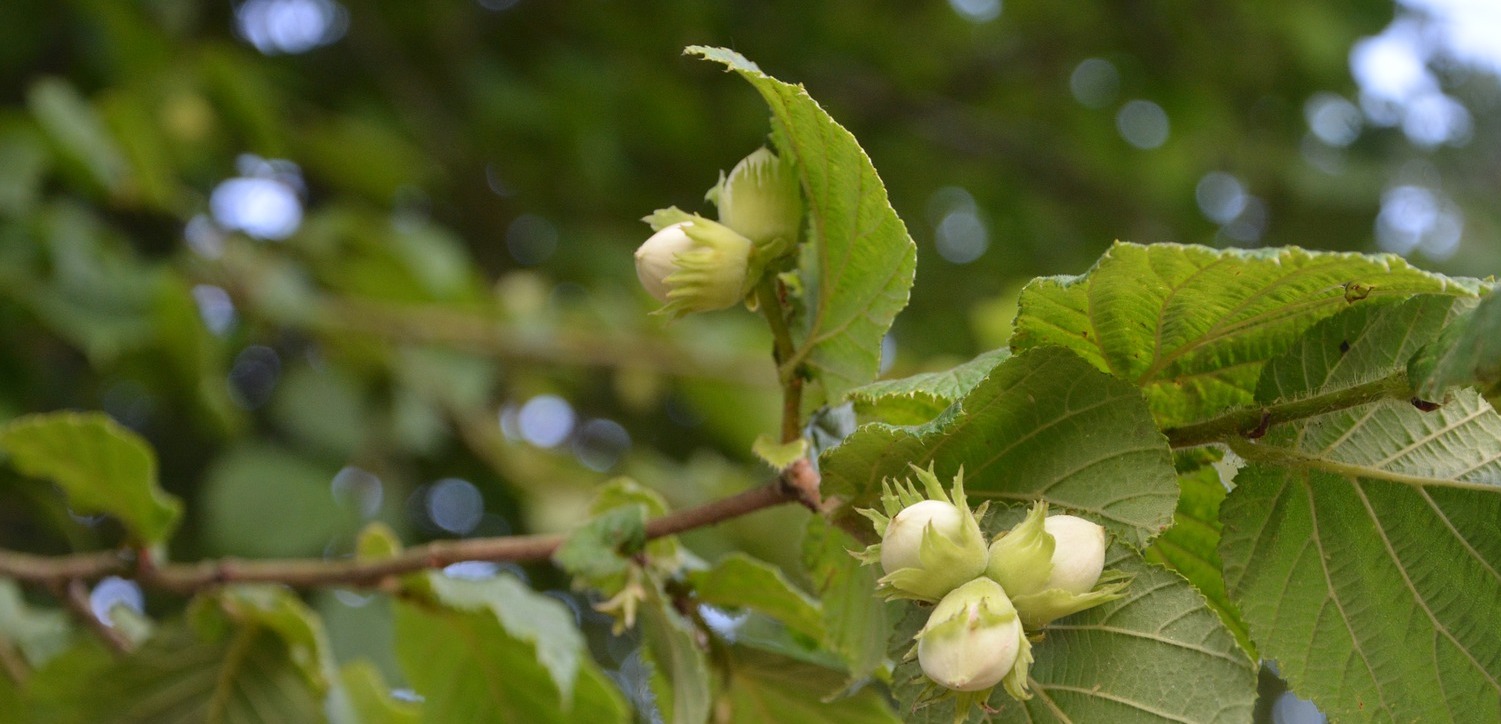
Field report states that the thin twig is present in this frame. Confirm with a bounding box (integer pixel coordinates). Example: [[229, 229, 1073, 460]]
[[1, 466, 819, 596], [755, 276, 804, 442], [54, 579, 132, 656]]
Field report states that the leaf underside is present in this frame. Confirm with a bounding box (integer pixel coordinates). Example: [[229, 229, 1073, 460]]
[[1220, 296, 1501, 722]]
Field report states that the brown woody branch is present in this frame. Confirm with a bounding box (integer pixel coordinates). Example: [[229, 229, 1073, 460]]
[[0, 462, 820, 596]]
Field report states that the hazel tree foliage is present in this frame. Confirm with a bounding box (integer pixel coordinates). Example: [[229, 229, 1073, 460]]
[[2, 5, 1501, 722]]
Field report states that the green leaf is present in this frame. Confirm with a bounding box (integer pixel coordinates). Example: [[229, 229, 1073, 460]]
[[1220, 296, 1501, 722], [639, 590, 712, 724], [200, 444, 354, 558], [17, 639, 114, 723], [892, 545, 1256, 723], [338, 660, 421, 724], [848, 348, 1011, 425], [802, 516, 890, 680], [209, 585, 337, 691], [1410, 290, 1501, 401], [1142, 466, 1253, 657], [688, 553, 823, 641], [688, 46, 917, 407], [590, 478, 680, 563], [77, 616, 326, 723], [394, 572, 628, 722], [26, 78, 129, 194], [721, 647, 900, 724], [553, 504, 648, 583], [0, 125, 51, 215], [751, 434, 810, 469], [0, 411, 182, 543], [821, 346, 1178, 547], [0, 578, 73, 667], [1011, 242, 1480, 428]]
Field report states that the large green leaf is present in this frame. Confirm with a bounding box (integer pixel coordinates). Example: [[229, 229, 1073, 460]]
[[688, 46, 917, 407], [848, 348, 1011, 426], [1220, 297, 1501, 722], [720, 648, 900, 724], [1143, 466, 1252, 657], [821, 346, 1178, 546], [689, 553, 822, 642], [891, 546, 1256, 723], [0, 411, 181, 543], [73, 591, 333, 724], [1410, 290, 1501, 401], [393, 573, 628, 723], [1011, 242, 1479, 428]]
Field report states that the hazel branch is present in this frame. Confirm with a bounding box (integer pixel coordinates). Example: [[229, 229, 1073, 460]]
[[0, 461, 820, 596]]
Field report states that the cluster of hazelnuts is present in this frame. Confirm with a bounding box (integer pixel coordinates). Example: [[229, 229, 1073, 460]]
[[630, 150, 1128, 714], [856, 466, 1128, 709], [633, 147, 801, 319]]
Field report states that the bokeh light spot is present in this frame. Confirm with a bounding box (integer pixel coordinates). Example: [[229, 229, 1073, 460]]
[[948, 0, 1001, 24], [1069, 58, 1120, 109], [926, 186, 988, 264], [506, 214, 559, 266], [1195, 172, 1247, 225], [191, 284, 238, 336], [1304, 93, 1363, 147], [443, 561, 499, 580], [236, 0, 348, 56], [1116, 100, 1170, 149], [331, 466, 383, 519], [573, 418, 631, 472], [1376, 185, 1462, 260], [184, 214, 226, 258], [1222, 196, 1268, 245], [210, 157, 305, 241], [90, 577, 144, 624], [227, 345, 282, 409], [426, 478, 485, 535], [518, 394, 576, 448]]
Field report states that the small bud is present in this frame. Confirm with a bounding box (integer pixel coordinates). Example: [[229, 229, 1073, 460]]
[[855, 465, 988, 602], [633, 218, 753, 318], [985, 501, 1127, 628], [916, 577, 1032, 700], [708, 147, 802, 250]]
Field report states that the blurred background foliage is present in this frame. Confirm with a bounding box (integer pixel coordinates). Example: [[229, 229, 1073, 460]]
[[1, 0, 1497, 710]]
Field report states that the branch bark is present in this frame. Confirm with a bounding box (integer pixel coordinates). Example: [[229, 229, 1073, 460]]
[[0, 462, 820, 596]]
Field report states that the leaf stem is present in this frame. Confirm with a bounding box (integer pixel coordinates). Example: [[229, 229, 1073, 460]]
[[755, 276, 804, 443], [1163, 375, 1410, 448], [0, 462, 821, 596]]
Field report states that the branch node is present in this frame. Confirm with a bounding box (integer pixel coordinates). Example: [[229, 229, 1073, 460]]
[[780, 458, 822, 511]]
